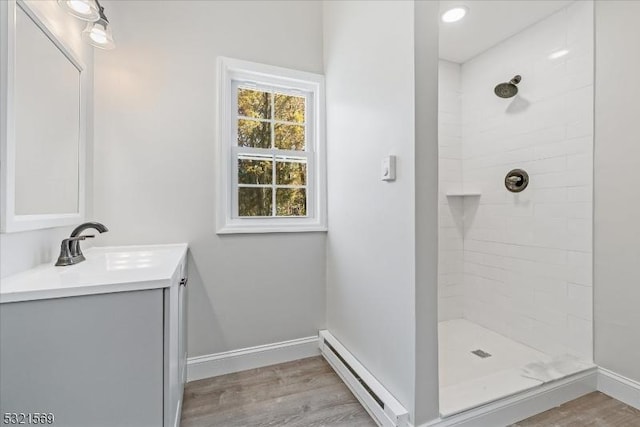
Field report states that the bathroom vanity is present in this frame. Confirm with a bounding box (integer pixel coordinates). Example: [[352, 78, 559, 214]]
[[0, 244, 188, 427]]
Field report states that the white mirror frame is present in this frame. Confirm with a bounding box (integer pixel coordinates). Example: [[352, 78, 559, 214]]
[[0, 0, 87, 233]]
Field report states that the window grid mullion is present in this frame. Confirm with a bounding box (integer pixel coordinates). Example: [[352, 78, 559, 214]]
[[237, 147, 310, 159], [270, 92, 277, 217], [237, 115, 307, 127], [275, 185, 307, 190], [238, 184, 307, 189]]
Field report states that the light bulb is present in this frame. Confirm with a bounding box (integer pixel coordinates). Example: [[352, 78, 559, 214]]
[[69, 0, 90, 14], [82, 20, 115, 50], [57, 0, 100, 21], [89, 27, 107, 44], [441, 7, 468, 23]]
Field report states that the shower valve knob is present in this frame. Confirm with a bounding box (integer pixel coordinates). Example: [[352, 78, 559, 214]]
[[505, 169, 529, 193]]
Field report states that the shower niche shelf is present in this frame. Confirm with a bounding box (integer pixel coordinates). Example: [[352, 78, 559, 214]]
[[445, 192, 481, 197]]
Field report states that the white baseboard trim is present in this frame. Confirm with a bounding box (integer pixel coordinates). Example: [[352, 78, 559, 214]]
[[597, 367, 640, 410], [414, 368, 597, 427], [319, 330, 409, 427], [186, 335, 320, 382]]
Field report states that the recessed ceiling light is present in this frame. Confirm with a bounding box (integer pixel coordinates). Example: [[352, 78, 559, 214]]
[[441, 6, 468, 23], [548, 49, 570, 60]]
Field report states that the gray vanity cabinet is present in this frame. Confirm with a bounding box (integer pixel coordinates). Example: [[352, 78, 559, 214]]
[[165, 258, 188, 427], [0, 290, 164, 426], [0, 255, 187, 427]]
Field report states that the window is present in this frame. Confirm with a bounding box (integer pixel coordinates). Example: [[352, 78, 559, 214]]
[[217, 58, 326, 234]]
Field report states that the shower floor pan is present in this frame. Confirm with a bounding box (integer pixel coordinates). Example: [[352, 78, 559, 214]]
[[438, 319, 594, 417]]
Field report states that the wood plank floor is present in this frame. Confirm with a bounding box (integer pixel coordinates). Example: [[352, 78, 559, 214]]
[[512, 391, 640, 426], [180, 356, 377, 427], [181, 356, 640, 427]]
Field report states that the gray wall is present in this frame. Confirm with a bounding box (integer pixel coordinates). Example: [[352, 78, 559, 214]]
[[93, 1, 326, 357], [594, 0, 640, 383], [323, 0, 421, 421], [0, 0, 94, 279]]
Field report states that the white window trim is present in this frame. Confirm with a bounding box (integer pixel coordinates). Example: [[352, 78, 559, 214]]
[[216, 57, 327, 234]]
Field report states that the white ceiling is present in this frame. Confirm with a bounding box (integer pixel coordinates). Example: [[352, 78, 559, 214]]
[[439, 0, 574, 63]]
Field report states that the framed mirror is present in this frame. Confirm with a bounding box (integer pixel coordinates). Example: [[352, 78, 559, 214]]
[[1, 0, 86, 232]]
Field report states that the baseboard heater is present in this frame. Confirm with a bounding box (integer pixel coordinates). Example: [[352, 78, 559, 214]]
[[319, 330, 409, 427]]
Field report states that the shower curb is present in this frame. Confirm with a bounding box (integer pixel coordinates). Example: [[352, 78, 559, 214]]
[[414, 368, 597, 427]]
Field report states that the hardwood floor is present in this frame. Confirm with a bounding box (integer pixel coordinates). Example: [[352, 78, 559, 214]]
[[180, 356, 377, 427], [512, 391, 640, 427], [181, 356, 640, 427]]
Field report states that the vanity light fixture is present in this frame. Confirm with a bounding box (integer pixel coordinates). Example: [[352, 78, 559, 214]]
[[57, 0, 100, 22], [441, 6, 468, 23], [81, 1, 115, 50], [59, 0, 115, 50]]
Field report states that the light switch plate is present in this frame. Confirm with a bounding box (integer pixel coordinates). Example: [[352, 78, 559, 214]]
[[381, 155, 396, 181]]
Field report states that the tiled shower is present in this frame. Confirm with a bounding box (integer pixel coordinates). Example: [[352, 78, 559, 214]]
[[437, 0, 594, 415]]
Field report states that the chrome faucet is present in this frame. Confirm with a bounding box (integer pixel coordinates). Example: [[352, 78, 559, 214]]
[[55, 222, 109, 266]]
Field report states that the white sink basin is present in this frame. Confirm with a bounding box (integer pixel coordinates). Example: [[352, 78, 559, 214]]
[[0, 244, 188, 303]]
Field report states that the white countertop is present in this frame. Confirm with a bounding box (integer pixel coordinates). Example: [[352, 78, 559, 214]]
[[0, 244, 188, 303]]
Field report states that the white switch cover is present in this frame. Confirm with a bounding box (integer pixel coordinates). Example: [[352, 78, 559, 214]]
[[381, 155, 396, 181]]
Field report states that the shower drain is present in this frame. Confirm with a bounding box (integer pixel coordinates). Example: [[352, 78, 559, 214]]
[[471, 349, 492, 359]]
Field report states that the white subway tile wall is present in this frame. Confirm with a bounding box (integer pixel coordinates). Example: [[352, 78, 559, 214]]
[[438, 60, 464, 321], [438, 1, 593, 360]]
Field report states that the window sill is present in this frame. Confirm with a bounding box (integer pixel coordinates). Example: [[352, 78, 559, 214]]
[[216, 224, 328, 235]]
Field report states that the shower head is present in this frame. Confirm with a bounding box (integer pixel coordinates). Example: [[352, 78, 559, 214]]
[[494, 75, 521, 98]]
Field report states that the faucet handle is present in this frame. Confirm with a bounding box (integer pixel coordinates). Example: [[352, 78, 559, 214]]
[[63, 235, 94, 243]]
